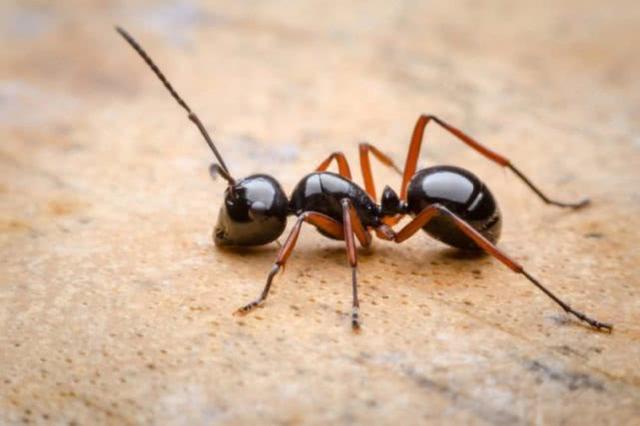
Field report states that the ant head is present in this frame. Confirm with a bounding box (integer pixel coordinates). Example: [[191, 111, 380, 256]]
[[213, 173, 288, 247], [116, 27, 290, 246], [379, 185, 406, 217]]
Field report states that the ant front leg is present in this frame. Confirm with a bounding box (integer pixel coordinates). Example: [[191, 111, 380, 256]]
[[341, 198, 372, 330], [399, 114, 589, 209], [235, 212, 343, 315], [391, 204, 612, 332]]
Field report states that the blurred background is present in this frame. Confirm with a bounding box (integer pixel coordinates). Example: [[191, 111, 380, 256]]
[[1, 1, 639, 425]]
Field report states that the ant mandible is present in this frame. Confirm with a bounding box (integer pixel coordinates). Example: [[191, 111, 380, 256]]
[[117, 27, 612, 332]]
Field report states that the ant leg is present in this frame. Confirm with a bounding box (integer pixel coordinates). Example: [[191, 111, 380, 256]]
[[398, 114, 589, 209], [341, 198, 371, 330], [391, 204, 612, 331], [342, 199, 372, 249], [316, 152, 353, 179], [358, 142, 402, 200], [357, 142, 406, 226], [234, 212, 343, 316]]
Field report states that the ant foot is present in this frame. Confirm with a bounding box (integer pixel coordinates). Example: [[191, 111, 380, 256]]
[[567, 308, 613, 332], [592, 320, 613, 332], [549, 197, 590, 209], [234, 300, 263, 316], [571, 198, 591, 210], [582, 315, 613, 332], [351, 308, 361, 333]]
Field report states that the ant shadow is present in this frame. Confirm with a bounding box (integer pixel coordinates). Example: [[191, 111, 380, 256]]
[[223, 237, 494, 287], [209, 232, 494, 291]]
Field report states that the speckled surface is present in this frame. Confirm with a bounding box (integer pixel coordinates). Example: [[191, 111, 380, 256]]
[[1, 1, 639, 425]]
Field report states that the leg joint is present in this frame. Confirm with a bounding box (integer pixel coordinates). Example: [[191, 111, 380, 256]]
[[419, 113, 437, 121]]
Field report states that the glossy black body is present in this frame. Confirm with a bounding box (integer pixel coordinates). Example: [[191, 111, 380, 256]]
[[406, 165, 501, 250], [214, 167, 501, 251], [214, 174, 288, 246], [289, 172, 381, 239]]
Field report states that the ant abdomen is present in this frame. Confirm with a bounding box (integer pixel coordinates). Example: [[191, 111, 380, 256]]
[[406, 165, 502, 250]]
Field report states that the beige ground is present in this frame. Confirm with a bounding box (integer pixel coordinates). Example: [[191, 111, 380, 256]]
[[1, 1, 640, 425]]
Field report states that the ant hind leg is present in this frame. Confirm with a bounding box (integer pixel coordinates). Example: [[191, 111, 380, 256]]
[[390, 204, 612, 331], [398, 114, 589, 208]]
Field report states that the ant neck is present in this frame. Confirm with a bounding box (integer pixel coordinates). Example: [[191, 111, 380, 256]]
[[378, 185, 407, 217]]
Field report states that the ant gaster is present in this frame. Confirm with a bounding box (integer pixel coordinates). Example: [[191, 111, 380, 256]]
[[117, 27, 612, 332]]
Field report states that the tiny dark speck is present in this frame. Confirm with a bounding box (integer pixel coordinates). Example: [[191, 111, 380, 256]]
[[585, 232, 604, 239]]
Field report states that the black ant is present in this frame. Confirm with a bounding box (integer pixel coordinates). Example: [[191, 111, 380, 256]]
[[116, 27, 612, 332]]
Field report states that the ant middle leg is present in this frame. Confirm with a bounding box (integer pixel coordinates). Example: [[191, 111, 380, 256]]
[[341, 198, 372, 330], [398, 114, 589, 209], [390, 204, 612, 331]]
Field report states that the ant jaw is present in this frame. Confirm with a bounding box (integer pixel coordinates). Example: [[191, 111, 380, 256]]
[[213, 224, 233, 247]]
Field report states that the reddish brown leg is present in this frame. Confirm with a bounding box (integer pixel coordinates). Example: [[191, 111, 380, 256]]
[[341, 198, 371, 330], [391, 204, 612, 331], [235, 212, 343, 315], [343, 198, 372, 249], [316, 152, 353, 179], [358, 142, 402, 200], [398, 114, 589, 209], [358, 142, 406, 226]]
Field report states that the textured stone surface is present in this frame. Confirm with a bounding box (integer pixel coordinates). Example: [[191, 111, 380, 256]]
[[1, 1, 639, 424]]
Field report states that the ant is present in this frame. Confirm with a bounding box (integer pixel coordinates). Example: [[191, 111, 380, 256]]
[[116, 27, 612, 333]]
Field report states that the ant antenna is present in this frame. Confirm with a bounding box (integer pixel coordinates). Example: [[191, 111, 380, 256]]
[[115, 26, 234, 185]]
